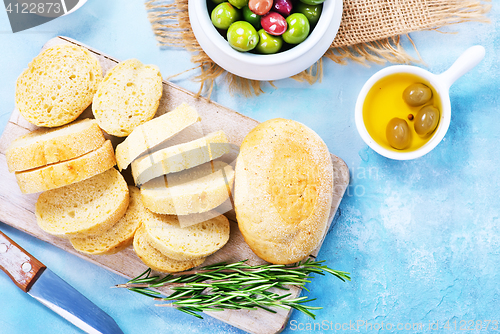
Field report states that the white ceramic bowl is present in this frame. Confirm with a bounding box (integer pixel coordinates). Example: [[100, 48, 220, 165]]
[[189, 0, 343, 81], [355, 45, 485, 160]]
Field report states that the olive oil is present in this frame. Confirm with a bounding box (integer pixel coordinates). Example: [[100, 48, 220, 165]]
[[363, 73, 442, 152]]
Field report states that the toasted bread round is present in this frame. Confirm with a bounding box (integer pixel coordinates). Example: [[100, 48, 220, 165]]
[[133, 224, 206, 273], [6, 118, 105, 173], [70, 186, 143, 255], [16, 44, 102, 127], [35, 168, 129, 238], [234, 119, 334, 264], [143, 213, 230, 261], [92, 59, 163, 137], [140, 161, 234, 215], [15, 140, 116, 194]]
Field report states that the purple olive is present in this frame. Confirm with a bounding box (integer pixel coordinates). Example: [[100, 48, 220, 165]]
[[273, 0, 292, 16], [261, 11, 287, 36]]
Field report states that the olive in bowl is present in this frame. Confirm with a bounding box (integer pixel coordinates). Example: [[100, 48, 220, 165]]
[[188, 0, 343, 80], [209, 0, 319, 55]]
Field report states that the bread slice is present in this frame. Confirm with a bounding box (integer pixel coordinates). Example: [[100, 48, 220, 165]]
[[115, 103, 200, 171], [35, 167, 129, 238], [15, 140, 116, 194], [176, 207, 232, 228], [143, 213, 230, 261], [70, 186, 143, 255], [92, 59, 163, 137], [6, 118, 105, 173], [131, 130, 230, 186], [140, 161, 234, 215], [133, 224, 206, 273], [16, 44, 102, 127]]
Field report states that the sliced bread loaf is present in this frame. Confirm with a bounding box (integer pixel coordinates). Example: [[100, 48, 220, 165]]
[[115, 103, 200, 171], [16, 44, 102, 127], [131, 130, 230, 186], [133, 224, 206, 273], [6, 118, 105, 173], [15, 140, 116, 194], [140, 161, 235, 215], [143, 213, 230, 261], [92, 59, 163, 137], [35, 167, 129, 238], [70, 186, 143, 255]]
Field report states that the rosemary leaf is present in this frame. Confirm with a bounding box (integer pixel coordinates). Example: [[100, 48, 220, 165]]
[[117, 258, 350, 319]]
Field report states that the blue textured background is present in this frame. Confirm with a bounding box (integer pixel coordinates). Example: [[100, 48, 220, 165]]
[[0, 1, 498, 333]]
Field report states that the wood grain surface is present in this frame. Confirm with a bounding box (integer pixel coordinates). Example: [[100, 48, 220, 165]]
[[0, 230, 47, 293], [0, 36, 350, 334]]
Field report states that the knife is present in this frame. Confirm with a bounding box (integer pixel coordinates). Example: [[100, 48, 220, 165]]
[[0, 230, 123, 334]]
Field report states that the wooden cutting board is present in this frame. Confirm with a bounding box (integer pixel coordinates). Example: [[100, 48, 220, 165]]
[[0, 36, 349, 334]]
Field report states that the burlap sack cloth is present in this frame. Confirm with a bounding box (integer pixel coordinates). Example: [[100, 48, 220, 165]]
[[145, 0, 491, 96]]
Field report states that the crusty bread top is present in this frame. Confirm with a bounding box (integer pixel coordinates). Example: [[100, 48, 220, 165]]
[[140, 161, 235, 215], [115, 102, 200, 171], [234, 118, 334, 264], [143, 213, 230, 261], [15, 140, 116, 194], [131, 130, 229, 185], [133, 224, 206, 273], [93, 59, 163, 137], [6, 118, 105, 173], [35, 167, 129, 238], [70, 186, 142, 255], [15, 44, 102, 127]]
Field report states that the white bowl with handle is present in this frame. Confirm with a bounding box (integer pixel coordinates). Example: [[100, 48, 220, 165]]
[[355, 45, 486, 160]]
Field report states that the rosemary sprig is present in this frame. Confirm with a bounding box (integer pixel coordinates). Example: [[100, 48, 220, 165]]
[[115, 258, 350, 319]]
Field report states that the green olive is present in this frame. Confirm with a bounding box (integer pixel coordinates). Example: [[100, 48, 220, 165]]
[[242, 5, 261, 29], [386, 118, 411, 150], [414, 105, 440, 136], [228, 0, 249, 9], [255, 29, 283, 54], [298, 0, 325, 5], [211, 3, 241, 30], [403, 83, 433, 107], [227, 21, 259, 52], [282, 13, 310, 44], [294, 2, 322, 27]]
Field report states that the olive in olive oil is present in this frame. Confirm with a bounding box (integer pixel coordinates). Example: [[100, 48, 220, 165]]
[[363, 73, 442, 152]]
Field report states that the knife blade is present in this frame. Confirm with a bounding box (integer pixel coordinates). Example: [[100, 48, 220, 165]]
[[0, 230, 123, 334]]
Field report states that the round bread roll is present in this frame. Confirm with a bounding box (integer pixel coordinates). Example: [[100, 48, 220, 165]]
[[234, 118, 334, 264], [16, 44, 102, 127]]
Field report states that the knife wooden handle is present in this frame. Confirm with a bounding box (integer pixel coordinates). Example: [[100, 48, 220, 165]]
[[0, 230, 46, 292]]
